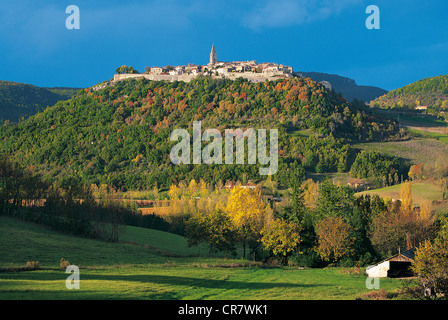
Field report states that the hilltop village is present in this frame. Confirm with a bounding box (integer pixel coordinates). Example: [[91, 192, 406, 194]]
[[109, 44, 300, 85]]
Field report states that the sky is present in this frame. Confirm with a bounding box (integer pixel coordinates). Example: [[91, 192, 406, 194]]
[[0, 0, 447, 91]]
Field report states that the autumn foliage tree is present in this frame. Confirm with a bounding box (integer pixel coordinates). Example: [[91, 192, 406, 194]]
[[369, 198, 437, 258], [260, 218, 303, 265], [400, 180, 413, 214], [303, 179, 319, 209], [314, 216, 355, 262], [408, 164, 423, 181], [225, 186, 270, 258], [411, 218, 448, 299]]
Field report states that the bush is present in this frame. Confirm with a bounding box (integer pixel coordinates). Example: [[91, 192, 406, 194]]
[[25, 261, 40, 270], [60, 258, 70, 270], [338, 257, 357, 268], [289, 249, 322, 268]]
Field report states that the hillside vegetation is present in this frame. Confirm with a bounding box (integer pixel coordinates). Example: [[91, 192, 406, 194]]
[[0, 81, 81, 122], [0, 76, 401, 190], [370, 75, 448, 119]]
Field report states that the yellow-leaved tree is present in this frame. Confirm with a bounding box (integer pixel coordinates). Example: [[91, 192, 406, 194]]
[[303, 179, 319, 209], [260, 218, 303, 265], [400, 180, 413, 214], [411, 220, 448, 299], [225, 186, 270, 258]]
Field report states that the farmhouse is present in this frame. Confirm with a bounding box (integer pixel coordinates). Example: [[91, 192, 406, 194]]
[[347, 178, 365, 190], [225, 181, 259, 190], [365, 247, 416, 278]]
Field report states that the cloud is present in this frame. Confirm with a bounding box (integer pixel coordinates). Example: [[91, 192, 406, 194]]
[[243, 0, 362, 30]]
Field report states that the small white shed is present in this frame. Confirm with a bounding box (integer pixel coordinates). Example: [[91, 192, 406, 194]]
[[366, 248, 416, 278]]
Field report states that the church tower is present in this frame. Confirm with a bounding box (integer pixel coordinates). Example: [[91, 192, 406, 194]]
[[209, 44, 217, 66]]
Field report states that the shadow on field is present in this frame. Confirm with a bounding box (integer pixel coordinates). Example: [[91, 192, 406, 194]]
[[80, 273, 327, 290]]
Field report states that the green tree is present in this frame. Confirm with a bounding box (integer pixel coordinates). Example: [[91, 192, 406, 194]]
[[185, 209, 235, 256], [115, 65, 139, 74], [314, 179, 354, 223]]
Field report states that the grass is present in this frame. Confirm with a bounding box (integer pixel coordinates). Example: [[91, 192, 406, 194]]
[[371, 108, 448, 128], [406, 128, 448, 144], [0, 264, 405, 300], [398, 114, 448, 127], [287, 128, 319, 138], [0, 216, 164, 269], [0, 216, 408, 300], [120, 225, 216, 257], [355, 181, 444, 207], [352, 138, 448, 167]]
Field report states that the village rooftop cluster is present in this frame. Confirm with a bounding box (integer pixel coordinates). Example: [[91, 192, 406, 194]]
[[146, 44, 294, 78]]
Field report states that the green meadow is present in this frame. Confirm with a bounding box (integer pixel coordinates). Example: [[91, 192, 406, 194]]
[[352, 138, 448, 167], [0, 216, 406, 300], [356, 181, 444, 204], [406, 128, 448, 144]]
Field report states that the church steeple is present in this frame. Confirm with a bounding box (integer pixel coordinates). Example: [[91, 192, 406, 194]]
[[209, 44, 217, 65]]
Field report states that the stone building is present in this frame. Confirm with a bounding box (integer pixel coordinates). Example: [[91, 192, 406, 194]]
[[209, 44, 217, 66]]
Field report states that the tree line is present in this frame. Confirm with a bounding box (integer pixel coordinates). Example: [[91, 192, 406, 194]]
[[162, 171, 442, 269], [0, 154, 167, 241]]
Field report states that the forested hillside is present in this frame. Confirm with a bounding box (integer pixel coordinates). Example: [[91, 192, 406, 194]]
[[0, 76, 403, 190], [370, 75, 448, 118], [0, 81, 81, 122]]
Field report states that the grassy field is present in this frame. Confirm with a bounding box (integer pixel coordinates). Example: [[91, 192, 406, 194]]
[[371, 109, 448, 127], [0, 216, 407, 300], [356, 181, 445, 208], [120, 225, 230, 257], [0, 263, 405, 300], [399, 114, 448, 128], [406, 128, 448, 144], [353, 138, 448, 167]]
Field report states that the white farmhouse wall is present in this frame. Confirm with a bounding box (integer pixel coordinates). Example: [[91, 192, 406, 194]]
[[366, 261, 390, 278]]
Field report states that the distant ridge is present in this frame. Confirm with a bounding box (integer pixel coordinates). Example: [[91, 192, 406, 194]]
[[370, 74, 448, 109], [296, 71, 388, 102], [0, 80, 82, 122]]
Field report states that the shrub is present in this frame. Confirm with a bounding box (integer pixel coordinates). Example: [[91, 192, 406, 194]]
[[289, 249, 322, 268], [25, 261, 40, 270], [359, 288, 389, 300], [60, 258, 70, 270]]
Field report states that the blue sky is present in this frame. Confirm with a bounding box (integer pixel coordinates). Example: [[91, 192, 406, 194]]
[[1, 0, 447, 91]]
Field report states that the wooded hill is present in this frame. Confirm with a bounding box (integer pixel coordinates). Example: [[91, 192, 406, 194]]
[[0, 76, 405, 191], [0, 80, 81, 123], [370, 75, 448, 117]]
